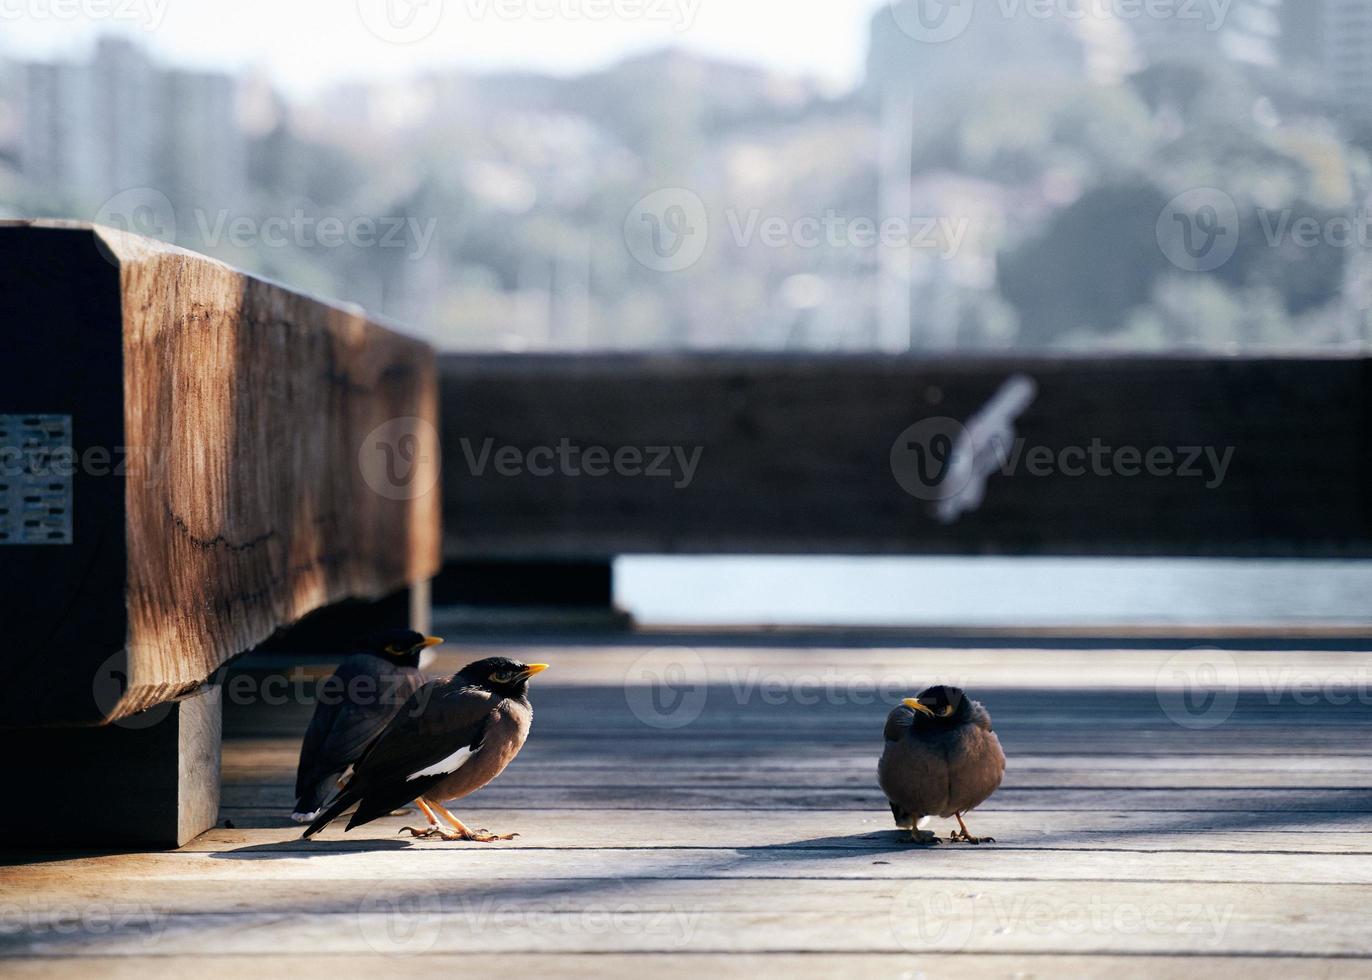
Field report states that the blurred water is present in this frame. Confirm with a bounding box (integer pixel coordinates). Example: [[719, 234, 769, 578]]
[[616, 557, 1372, 627]]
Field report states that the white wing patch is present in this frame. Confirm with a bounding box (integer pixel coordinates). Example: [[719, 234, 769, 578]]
[[406, 744, 477, 781]]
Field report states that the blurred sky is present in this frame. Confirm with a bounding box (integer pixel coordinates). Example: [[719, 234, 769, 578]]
[[0, 0, 888, 94]]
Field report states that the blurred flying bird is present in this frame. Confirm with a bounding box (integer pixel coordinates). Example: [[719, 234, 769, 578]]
[[302, 657, 548, 842], [290, 629, 440, 822], [878, 685, 1005, 844]]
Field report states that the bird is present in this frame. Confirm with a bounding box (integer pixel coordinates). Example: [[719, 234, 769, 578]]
[[302, 657, 548, 842], [289, 629, 442, 823], [878, 685, 1005, 845]]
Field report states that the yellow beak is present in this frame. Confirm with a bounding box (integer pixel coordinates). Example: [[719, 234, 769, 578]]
[[902, 697, 936, 717], [521, 663, 550, 679], [420, 636, 444, 649]]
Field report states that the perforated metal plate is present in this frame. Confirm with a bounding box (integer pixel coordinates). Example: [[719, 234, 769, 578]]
[[0, 414, 73, 545]]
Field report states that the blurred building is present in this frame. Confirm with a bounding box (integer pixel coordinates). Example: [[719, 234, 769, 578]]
[[1322, 0, 1372, 118], [17, 37, 245, 212]]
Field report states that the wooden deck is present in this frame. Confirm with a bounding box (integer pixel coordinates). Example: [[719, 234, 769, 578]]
[[4, 643, 1372, 977]]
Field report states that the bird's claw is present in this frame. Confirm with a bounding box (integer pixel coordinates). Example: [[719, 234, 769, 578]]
[[908, 829, 942, 846], [947, 830, 995, 845], [465, 829, 519, 842], [398, 824, 517, 842]]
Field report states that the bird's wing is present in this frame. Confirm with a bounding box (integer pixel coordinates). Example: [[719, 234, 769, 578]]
[[878, 735, 950, 820], [315, 664, 426, 778], [294, 656, 373, 801], [348, 680, 496, 793]]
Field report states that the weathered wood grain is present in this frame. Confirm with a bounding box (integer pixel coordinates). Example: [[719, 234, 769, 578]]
[[0, 223, 440, 727]]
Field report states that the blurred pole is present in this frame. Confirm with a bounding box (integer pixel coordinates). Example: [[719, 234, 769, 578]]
[[878, 77, 915, 353]]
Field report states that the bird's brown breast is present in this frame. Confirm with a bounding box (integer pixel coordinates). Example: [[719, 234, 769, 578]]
[[429, 697, 532, 803], [878, 704, 1005, 820]]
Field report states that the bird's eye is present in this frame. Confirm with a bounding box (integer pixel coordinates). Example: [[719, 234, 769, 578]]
[[384, 645, 401, 656], [490, 671, 513, 684]]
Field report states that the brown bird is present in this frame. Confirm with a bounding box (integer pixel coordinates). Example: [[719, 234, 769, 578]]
[[302, 657, 548, 842], [878, 685, 1005, 845]]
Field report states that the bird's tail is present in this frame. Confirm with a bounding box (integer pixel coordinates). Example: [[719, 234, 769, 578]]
[[302, 787, 358, 838]]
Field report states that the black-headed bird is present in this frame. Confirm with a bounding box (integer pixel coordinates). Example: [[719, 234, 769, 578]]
[[878, 685, 1005, 845], [290, 629, 442, 822], [302, 657, 548, 842]]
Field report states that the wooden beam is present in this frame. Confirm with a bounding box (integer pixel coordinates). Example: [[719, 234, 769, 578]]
[[439, 352, 1372, 559], [0, 685, 220, 847], [0, 223, 441, 729]]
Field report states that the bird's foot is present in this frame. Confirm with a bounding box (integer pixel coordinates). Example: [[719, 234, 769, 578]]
[[400, 824, 517, 842], [453, 828, 519, 843], [907, 829, 942, 846], [947, 828, 995, 845], [399, 825, 441, 838]]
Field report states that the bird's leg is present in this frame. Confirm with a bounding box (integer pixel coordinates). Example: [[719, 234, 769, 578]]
[[949, 812, 995, 845], [399, 797, 444, 838], [908, 828, 941, 846], [430, 801, 518, 843]]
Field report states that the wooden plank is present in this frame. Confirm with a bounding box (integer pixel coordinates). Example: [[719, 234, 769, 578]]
[[1, 877, 1370, 956], [0, 223, 441, 727], [1, 957, 1368, 980], [439, 352, 1372, 559], [4, 957, 1371, 980]]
